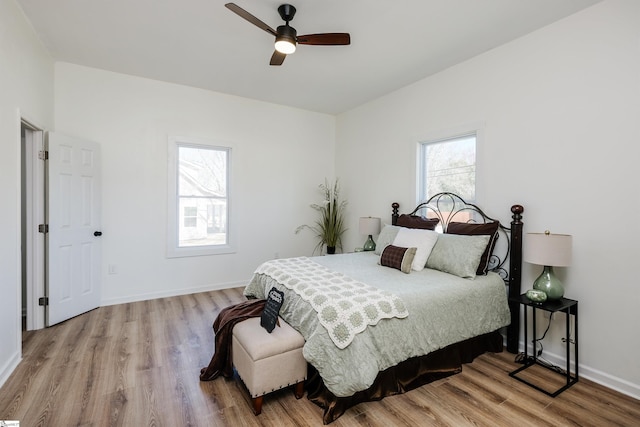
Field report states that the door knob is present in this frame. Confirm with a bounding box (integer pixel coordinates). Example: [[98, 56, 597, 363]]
[[94, 231, 102, 237]]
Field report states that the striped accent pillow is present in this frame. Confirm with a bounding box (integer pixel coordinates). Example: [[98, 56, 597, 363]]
[[379, 245, 417, 274]]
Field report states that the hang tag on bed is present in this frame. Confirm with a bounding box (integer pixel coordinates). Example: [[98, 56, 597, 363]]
[[260, 287, 284, 333]]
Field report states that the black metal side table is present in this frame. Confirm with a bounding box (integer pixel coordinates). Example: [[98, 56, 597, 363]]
[[508, 294, 578, 397]]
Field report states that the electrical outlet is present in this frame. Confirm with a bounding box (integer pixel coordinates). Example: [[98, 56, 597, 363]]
[[108, 264, 118, 274], [274, 252, 279, 259]]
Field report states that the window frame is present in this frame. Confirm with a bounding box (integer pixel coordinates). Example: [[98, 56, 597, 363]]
[[167, 136, 235, 258], [416, 124, 482, 205]]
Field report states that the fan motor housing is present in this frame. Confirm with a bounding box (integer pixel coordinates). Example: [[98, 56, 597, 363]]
[[278, 4, 296, 22], [277, 24, 297, 40]]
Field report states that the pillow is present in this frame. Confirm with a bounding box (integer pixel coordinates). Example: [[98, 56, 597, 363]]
[[374, 224, 401, 255], [446, 221, 500, 275], [426, 233, 491, 279], [396, 214, 440, 230], [392, 227, 438, 271], [379, 245, 417, 274]]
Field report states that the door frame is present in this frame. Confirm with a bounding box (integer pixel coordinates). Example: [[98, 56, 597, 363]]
[[20, 112, 46, 331]]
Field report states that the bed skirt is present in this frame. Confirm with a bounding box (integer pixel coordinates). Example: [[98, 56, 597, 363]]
[[305, 330, 504, 424]]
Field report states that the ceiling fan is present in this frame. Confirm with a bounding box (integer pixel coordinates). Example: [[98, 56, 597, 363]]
[[225, 3, 351, 66]]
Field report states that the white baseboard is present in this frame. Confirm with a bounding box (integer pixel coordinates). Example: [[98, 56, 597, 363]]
[[0, 351, 21, 389], [100, 280, 247, 307], [541, 349, 640, 400], [583, 366, 640, 400], [511, 339, 640, 401]]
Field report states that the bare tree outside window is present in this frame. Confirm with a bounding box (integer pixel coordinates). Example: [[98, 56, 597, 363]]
[[167, 137, 234, 257], [177, 144, 229, 247], [419, 134, 476, 202]]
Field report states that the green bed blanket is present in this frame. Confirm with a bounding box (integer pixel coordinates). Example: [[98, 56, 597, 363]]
[[244, 252, 510, 397]]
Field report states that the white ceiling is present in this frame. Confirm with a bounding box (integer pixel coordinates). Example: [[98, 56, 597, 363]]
[[16, 0, 600, 115]]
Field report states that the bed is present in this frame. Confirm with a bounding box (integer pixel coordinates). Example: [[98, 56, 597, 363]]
[[243, 192, 524, 423]]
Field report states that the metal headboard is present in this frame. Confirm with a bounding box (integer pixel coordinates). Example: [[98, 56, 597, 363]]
[[391, 192, 524, 353]]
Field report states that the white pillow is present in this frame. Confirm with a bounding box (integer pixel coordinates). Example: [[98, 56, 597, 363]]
[[392, 227, 438, 271]]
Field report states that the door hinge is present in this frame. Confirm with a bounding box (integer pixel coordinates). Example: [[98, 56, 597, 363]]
[[38, 297, 49, 306], [38, 224, 49, 233], [38, 150, 49, 160]]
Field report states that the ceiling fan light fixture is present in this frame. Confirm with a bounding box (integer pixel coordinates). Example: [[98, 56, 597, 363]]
[[275, 38, 296, 54], [275, 24, 297, 54]]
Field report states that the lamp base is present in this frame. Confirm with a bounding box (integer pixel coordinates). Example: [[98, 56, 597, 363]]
[[533, 265, 564, 300], [363, 235, 376, 251]]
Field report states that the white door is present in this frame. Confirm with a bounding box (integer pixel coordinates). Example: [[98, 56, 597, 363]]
[[47, 133, 102, 326]]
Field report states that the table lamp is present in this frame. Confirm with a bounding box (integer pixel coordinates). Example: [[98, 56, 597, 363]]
[[359, 217, 381, 252], [524, 231, 572, 300]]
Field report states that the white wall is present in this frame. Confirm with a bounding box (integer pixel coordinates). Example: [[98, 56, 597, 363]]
[[0, 0, 54, 385], [54, 63, 336, 305], [336, 0, 640, 398]]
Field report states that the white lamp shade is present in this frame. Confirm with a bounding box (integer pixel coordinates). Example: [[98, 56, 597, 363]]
[[359, 217, 381, 235], [524, 232, 572, 267]]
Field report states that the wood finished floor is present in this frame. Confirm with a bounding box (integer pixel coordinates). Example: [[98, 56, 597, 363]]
[[1, 287, 639, 426]]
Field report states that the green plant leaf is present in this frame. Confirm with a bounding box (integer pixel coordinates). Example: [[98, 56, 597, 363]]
[[295, 178, 348, 254]]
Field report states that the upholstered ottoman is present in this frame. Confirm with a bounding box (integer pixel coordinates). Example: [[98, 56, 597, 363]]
[[232, 316, 307, 415]]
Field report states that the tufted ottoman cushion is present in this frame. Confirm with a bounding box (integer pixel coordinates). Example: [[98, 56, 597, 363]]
[[232, 316, 307, 415]]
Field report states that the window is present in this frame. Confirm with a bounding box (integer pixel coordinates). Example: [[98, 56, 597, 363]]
[[183, 206, 198, 227], [168, 137, 233, 257], [418, 133, 476, 202]]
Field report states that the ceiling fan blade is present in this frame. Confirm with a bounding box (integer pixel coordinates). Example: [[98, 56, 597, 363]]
[[297, 33, 351, 46], [270, 50, 286, 66], [225, 3, 277, 36]]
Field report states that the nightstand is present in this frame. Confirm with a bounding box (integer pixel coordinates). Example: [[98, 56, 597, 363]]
[[509, 294, 578, 397]]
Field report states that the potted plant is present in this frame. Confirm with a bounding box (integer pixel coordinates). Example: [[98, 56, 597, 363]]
[[295, 178, 348, 254]]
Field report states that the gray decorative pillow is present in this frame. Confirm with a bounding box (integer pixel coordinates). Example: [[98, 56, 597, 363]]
[[379, 245, 417, 274], [446, 221, 500, 275], [374, 224, 401, 255], [426, 233, 491, 279]]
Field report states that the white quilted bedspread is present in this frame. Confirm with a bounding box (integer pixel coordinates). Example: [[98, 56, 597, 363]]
[[254, 257, 408, 349]]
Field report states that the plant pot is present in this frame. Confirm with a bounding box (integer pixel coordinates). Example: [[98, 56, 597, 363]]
[[326, 246, 336, 255]]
